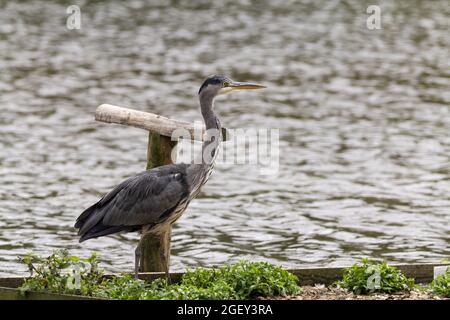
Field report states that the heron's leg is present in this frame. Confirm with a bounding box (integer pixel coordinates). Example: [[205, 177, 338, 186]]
[[134, 242, 142, 279]]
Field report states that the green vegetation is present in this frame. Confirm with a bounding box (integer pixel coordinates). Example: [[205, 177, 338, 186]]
[[336, 258, 415, 294], [18, 250, 300, 300], [181, 260, 301, 299], [18, 250, 104, 296], [429, 269, 450, 298], [95, 275, 237, 300], [16, 252, 449, 299]]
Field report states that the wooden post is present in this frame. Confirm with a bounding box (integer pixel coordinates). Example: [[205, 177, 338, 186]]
[[146, 132, 177, 170], [138, 223, 172, 273], [139, 133, 177, 273]]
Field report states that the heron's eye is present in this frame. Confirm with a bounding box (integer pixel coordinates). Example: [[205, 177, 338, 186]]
[[223, 81, 230, 87]]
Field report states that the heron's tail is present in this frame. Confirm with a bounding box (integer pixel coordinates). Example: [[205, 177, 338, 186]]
[[79, 224, 133, 242], [74, 202, 105, 241], [74, 203, 97, 229], [75, 203, 137, 242]]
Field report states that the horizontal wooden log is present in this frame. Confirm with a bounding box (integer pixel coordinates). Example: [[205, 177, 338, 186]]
[[95, 104, 229, 141]]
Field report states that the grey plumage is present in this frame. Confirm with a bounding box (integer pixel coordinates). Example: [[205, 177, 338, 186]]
[[74, 75, 265, 277], [75, 165, 189, 242]]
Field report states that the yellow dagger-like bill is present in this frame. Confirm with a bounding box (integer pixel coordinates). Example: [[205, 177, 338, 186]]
[[229, 82, 267, 91]]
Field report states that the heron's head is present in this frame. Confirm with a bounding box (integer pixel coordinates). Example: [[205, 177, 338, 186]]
[[198, 75, 266, 98]]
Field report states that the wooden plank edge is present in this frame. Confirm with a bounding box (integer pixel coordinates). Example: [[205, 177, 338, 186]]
[[0, 286, 100, 300]]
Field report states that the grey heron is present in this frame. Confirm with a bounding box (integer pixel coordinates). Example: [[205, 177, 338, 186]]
[[74, 75, 265, 278]]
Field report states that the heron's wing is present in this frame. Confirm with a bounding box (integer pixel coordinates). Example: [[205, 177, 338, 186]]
[[77, 165, 189, 236], [102, 169, 188, 226]]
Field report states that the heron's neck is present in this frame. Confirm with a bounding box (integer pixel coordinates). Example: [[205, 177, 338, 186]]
[[200, 95, 220, 131], [199, 94, 221, 166], [186, 94, 222, 194]]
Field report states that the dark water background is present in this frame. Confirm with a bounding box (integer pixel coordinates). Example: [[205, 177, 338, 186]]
[[0, 0, 449, 276]]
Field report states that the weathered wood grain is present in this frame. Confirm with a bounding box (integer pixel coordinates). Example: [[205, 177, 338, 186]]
[[95, 104, 229, 141], [146, 132, 177, 170], [138, 133, 175, 273]]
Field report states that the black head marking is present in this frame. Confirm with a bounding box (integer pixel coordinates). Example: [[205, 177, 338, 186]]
[[198, 75, 228, 94]]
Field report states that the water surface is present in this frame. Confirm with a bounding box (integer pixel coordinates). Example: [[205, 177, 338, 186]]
[[0, 0, 449, 276]]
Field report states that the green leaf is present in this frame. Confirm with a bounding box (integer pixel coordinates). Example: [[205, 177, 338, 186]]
[[336, 258, 415, 295]]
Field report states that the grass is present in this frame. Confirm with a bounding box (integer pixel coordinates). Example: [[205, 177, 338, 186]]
[[18, 250, 301, 300], [429, 269, 450, 298], [336, 258, 415, 294]]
